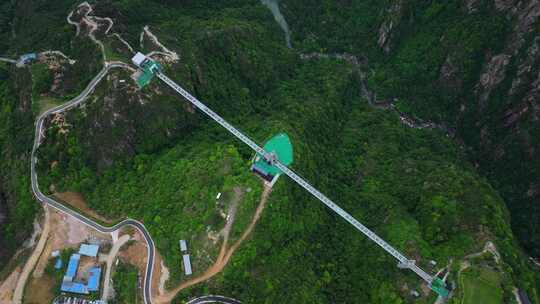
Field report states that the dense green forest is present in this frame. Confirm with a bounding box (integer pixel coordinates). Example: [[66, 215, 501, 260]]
[[0, 63, 39, 271], [0, 0, 106, 271], [111, 262, 140, 303], [282, 0, 540, 259], [0, 0, 539, 303]]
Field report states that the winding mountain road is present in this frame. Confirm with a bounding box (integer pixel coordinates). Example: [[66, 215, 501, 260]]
[[30, 62, 156, 304], [28, 60, 241, 304]]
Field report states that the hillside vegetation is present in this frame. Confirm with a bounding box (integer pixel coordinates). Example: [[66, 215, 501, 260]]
[[283, 0, 540, 260], [0, 1, 538, 303]]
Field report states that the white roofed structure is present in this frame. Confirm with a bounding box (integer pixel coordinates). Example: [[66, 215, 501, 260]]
[[182, 254, 192, 275], [131, 52, 146, 67], [179, 240, 187, 252]]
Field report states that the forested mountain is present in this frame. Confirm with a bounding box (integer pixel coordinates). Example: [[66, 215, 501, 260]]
[[0, 1, 538, 303], [282, 0, 540, 259]]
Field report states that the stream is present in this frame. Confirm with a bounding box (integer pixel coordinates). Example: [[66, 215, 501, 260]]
[[257, 1, 452, 134], [260, 0, 292, 48]]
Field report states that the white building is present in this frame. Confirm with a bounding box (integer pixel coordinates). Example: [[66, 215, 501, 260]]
[[182, 254, 192, 276]]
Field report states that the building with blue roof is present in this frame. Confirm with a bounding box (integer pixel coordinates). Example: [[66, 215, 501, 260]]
[[87, 267, 102, 291], [79, 244, 100, 257], [16, 53, 37, 67], [60, 244, 103, 295], [65, 254, 81, 281], [54, 258, 63, 270], [61, 281, 89, 294]]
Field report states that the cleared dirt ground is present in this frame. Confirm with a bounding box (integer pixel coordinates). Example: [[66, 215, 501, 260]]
[[0, 267, 20, 304], [54, 191, 115, 223], [23, 272, 56, 304], [18, 208, 110, 304], [154, 185, 271, 303], [117, 230, 151, 299]]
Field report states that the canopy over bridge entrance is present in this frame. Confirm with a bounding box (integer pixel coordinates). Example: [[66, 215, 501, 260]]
[[251, 133, 293, 186]]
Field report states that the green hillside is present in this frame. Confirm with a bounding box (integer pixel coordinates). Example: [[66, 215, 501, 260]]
[[0, 1, 538, 303]]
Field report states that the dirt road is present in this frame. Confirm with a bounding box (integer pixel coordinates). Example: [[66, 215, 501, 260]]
[[0, 268, 20, 304], [12, 205, 50, 304], [154, 185, 271, 304], [102, 234, 131, 301]]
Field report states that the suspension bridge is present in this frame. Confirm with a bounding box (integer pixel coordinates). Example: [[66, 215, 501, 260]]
[[132, 52, 450, 298]]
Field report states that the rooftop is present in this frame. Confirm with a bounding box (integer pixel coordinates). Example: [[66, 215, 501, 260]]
[[252, 133, 293, 178], [61, 249, 102, 295], [61, 281, 88, 294], [131, 52, 146, 66], [79, 244, 100, 257], [65, 254, 81, 280], [87, 267, 102, 291], [183, 254, 192, 276], [54, 258, 63, 270], [136, 70, 154, 88], [180, 240, 187, 252]]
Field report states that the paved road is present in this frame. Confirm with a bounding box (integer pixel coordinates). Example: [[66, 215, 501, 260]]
[[30, 62, 155, 304], [29, 60, 243, 304], [186, 296, 242, 304]]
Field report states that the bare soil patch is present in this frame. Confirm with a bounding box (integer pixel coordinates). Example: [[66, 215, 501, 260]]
[[23, 208, 110, 302], [23, 271, 56, 304], [54, 191, 115, 223], [0, 267, 20, 304], [154, 185, 271, 303], [50, 208, 110, 250], [118, 231, 149, 299], [12, 206, 50, 304]]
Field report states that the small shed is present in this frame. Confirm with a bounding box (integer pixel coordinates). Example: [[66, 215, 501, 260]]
[[54, 258, 63, 269], [179, 240, 187, 252], [79, 244, 99, 257], [182, 254, 192, 276], [131, 52, 146, 66]]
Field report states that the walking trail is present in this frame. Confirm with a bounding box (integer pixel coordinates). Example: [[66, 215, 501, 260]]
[[154, 185, 272, 304]]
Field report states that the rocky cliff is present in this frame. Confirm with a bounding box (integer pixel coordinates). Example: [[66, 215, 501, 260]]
[[284, 0, 540, 259]]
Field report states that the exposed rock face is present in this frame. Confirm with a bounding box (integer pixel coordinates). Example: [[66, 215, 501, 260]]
[[493, 0, 540, 54], [465, 0, 481, 13], [465, 0, 540, 257], [510, 37, 540, 95], [377, 20, 395, 54], [479, 54, 511, 88], [495, 0, 518, 11], [377, 1, 402, 54], [477, 54, 511, 108]]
